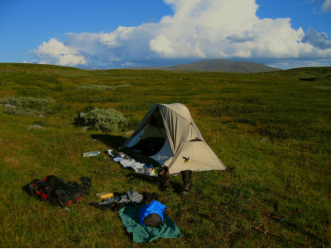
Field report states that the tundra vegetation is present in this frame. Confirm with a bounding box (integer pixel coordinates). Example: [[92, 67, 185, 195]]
[[0, 63, 330, 247]]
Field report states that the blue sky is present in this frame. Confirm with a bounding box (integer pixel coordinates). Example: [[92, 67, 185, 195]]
[[1, 0, 331, 69]]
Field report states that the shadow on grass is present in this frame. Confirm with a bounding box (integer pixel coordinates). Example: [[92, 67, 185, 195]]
[[125, 172, 159, 185], [169, 181, 184, 195], [91, 134, 127, 151]]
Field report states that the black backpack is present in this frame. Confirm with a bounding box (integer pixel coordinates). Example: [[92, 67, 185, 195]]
[[24, 175, 91, 209]]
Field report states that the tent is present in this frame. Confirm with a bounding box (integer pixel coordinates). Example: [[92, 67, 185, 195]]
[[120, 103, 226, 175]]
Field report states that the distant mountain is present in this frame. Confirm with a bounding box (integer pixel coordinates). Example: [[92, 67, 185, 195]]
[[130, 59, 281, 73]]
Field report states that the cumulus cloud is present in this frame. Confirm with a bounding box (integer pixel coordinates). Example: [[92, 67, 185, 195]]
[[226, 34, 255, 43], [30, 0, 331, 69], [268, 58, 331, 69], [311, 0, 331, 13], [31, 38, 87, 66], [302, 27, 331, 49], [322, 0, 331, 12]]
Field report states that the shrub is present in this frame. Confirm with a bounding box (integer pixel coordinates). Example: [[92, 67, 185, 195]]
[[63, 89, 124, 103], [76, 107, 129, 132], [76, 83, 131, 91], [0, 96, 56, 116], [3, 107, 41, 117], [0, 96, 55, 109]]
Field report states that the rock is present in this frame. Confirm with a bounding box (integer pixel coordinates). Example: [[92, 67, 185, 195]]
[[259, 138, 268, 142], [38, 114, 45, 118], [80, 126, 90, 131], [125, 130, 134, 135], [5, 104, 16, 108], [27, 125, 44, 131]]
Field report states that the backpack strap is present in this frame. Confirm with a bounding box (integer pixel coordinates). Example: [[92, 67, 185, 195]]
[[36, 181, 51, 201], [54, 189, 68, 208], [67, 192, 78, 204], [78, 177, 91, 195], [56, 197, 66, 209], [32, 183, 40, 199]]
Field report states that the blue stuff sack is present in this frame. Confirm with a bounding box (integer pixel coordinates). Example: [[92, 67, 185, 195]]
[[139, 200, 167, 227]]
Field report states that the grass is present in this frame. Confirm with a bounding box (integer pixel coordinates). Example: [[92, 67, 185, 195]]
[[0, 63, 330, 247]]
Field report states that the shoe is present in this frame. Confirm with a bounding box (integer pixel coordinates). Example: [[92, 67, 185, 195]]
[[181, 170, 193, 193], [158, 167, 170, 191]]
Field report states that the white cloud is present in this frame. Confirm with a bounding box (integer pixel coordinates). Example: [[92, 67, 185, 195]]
[[30, 0, 331, 69], [31, 38, 87, 66], [311, 0, 331, 13], [268, 59, 331, 69], [302, 27, 331, 49], [322, 0, 331, 12]]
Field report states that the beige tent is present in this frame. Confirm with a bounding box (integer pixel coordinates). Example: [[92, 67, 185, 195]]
[[121, 103, 226, 175]]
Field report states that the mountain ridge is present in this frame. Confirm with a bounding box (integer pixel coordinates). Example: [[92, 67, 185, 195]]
[[129, 59, 282, 73]]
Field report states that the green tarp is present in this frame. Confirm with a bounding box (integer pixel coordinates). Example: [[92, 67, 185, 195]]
[[118, 204, 183, 243]]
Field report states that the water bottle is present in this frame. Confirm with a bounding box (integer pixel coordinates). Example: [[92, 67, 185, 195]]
[[82, 151, 100, 157]]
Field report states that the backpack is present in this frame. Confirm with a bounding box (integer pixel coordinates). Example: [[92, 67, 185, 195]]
[[24, 175, 91, 209]]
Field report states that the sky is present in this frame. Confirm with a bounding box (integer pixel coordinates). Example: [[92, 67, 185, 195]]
[[0, 0, 331, 70]]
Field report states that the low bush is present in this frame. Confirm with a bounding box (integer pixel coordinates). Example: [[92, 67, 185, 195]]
[[0, 96, 55, 109], [63, 89, 124, 103], [0, 96, 56, 116], [3, 107, 42, 117], [75, 107, 129, 132], [76, 83, 131, 90]]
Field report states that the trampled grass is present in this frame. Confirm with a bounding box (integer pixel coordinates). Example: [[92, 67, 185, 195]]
[[0, 63, 330, 247]]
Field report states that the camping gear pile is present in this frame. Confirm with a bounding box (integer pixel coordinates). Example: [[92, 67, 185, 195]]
[[23, 103, 227, 243]]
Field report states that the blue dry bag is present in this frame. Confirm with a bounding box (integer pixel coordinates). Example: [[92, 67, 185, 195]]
[[139, 200, 167, 227]]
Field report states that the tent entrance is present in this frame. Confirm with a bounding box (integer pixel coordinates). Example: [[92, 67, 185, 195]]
[[131, 136, 165, 156], [127, 111, 168, 157]]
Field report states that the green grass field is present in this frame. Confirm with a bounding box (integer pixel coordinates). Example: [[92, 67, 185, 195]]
[[0, 63, 330, 247]]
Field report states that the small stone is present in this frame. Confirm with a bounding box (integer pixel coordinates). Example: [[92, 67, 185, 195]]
[[259, 138, 268, 142], [5, 104, 16, 108], [80, 126, 90, 131], [27, 125, 44, 131], [125, 130, 134, 135]]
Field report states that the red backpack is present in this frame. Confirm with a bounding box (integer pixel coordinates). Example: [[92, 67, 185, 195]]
[[24, 175, 91, 209]]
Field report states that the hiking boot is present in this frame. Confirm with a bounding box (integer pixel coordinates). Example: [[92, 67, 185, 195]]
[[181, 170, 193, 194], [158, 167, 170, 191]]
